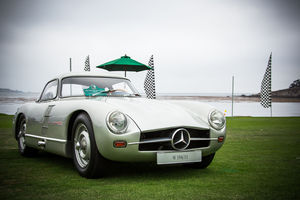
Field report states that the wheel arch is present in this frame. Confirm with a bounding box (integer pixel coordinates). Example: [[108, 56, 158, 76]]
[[65, 110, 92, 157], [14, 113, 25, 140]]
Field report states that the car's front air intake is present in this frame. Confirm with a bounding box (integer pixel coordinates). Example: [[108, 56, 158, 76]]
[[138, 128, 210, 151]]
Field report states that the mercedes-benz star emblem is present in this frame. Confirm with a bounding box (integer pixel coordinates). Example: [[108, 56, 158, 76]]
[[171, 128, 190, 150]]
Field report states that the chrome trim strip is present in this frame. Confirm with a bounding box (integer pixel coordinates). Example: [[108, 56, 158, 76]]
[[128, 138, 172, 145], [190, 138, 218, 141], [128, 137, 218, 145], [25, 134, 67, 143], [139, 146, 211, 153]]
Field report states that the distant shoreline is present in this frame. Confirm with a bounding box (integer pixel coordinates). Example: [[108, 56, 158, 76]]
[[0, 97, 37, 103], [1, 95, 299, 116]]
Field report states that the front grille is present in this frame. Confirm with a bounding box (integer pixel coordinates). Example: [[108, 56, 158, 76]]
[[138, 128, 210, 151]]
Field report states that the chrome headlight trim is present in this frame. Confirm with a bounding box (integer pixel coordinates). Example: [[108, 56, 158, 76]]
[[208, 109, 226, 130], [106, 111, 128, 134]]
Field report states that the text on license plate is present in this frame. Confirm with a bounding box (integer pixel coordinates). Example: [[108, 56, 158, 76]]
[[157, 150, 202, 165]]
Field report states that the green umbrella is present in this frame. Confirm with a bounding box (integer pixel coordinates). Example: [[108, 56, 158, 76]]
[[96, 55, 151, 77]]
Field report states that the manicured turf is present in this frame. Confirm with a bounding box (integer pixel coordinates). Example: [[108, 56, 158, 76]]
[[0, 114, 299, 199]]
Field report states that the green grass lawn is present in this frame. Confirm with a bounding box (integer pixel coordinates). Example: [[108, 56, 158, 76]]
[[0, 114, 299, 200]]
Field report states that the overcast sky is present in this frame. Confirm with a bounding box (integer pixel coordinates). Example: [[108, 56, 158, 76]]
[[0, 0, 299, 94]]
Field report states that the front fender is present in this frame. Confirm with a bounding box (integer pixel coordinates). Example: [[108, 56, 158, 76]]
[[54, 98, 141, 160]]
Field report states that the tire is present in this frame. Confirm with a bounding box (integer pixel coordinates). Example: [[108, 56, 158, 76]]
[[187, 153, 215, 169], [72, 113, 107, 178], [17, 115, 38, 156]]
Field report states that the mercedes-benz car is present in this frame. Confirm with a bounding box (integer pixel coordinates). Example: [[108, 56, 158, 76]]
[[13, 72, 226, 178]]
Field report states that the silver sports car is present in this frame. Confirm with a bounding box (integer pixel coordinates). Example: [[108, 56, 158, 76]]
[[13, 72, 226, 178]]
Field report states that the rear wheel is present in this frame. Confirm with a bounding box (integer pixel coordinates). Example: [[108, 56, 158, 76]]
[[17, 116, 37, 156], [72, 113, 107, 178], [187, 153, 215, 169]]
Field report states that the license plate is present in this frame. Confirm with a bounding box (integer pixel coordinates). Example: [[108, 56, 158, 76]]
[[157, 150, 202, 165]]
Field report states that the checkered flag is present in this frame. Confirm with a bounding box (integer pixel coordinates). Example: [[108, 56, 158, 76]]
[[144, 55, 156, 99], [260, 53, 272, 108], [84, 55, 90, 71]]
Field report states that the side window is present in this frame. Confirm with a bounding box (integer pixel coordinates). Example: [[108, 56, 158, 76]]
[[40, 80, 58, 101]]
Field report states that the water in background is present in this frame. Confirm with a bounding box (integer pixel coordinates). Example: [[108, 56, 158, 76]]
[[0, 92, 299, 116], [208, 101, 300, 117], [0, 91, 39, 115]]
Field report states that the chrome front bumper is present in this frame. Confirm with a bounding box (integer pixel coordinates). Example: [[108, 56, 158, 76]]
[[94, 124, 226, 163]]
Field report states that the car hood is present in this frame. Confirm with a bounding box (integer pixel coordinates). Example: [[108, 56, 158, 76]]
[[102, 97, 209, 131]]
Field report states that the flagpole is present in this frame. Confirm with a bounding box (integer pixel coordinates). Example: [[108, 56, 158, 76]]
[[69, 58, 72, 72], [232, 76, 234, 117], [270, 104, 272, 117], [70, 58, 72, 95]]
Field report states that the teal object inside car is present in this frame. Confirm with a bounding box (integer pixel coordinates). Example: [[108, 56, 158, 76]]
[[83, 85, 106, 96]]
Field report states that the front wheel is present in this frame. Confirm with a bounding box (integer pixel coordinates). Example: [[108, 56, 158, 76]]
[[17, 116, 37, 156], [72, 113, 107, 178], [187, 153, 215, 169]]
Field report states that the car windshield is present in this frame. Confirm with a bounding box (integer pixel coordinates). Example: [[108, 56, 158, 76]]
[[61, 77, 140, 97]]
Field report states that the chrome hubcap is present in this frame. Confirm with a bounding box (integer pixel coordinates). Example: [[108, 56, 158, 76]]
[[18, 120, 26, 151], [74, 123, 91, 168]]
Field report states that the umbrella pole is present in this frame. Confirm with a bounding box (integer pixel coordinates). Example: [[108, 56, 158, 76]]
[[125, 70, 126, 77]]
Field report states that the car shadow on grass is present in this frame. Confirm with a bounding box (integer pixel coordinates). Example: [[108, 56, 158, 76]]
[[24, 151, 76, 174], [14, 150, 215, 180], [105, 162, 214, 180]]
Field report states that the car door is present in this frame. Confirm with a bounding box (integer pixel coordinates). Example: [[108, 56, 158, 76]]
[[25, 79, 59, 148]]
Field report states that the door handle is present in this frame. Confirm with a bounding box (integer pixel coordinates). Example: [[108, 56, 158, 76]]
[[38, 140, 46, 147], [44, 105, 55, 117]]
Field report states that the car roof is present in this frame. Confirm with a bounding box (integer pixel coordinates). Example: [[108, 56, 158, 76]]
[[57, 71, 128, 80]]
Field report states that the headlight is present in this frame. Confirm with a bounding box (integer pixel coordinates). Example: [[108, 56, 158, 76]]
[[106, 111, 128, 134], [208, 110, 225, 130]]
